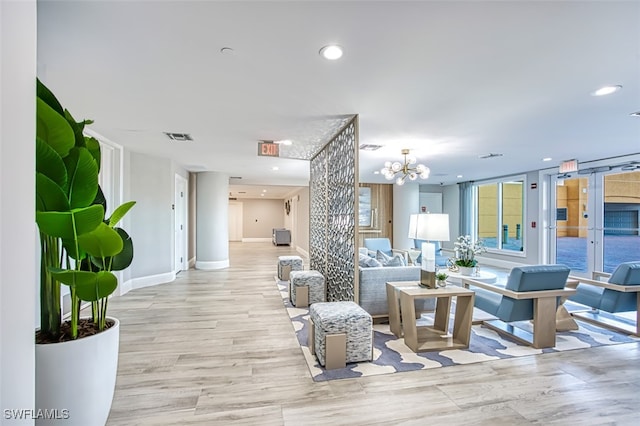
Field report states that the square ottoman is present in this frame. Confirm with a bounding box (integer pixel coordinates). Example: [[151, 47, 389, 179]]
[[290, 270, 325, 308], [277, 255, 303, 281], [308, 301, 373, 369]]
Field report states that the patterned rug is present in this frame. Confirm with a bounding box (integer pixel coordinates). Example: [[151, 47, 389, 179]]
[[276, 280, 638, 382]]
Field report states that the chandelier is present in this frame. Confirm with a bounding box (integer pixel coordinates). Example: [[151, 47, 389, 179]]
[[381, 149, 430, 185]]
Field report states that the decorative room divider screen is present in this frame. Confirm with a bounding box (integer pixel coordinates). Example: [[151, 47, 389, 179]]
[[309, 116, 359, 302]]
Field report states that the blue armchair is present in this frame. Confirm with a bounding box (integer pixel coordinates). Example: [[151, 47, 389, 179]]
[[363, 238, 408, 264], [567, 261, 640, 336], [462, 265, 574, 348]]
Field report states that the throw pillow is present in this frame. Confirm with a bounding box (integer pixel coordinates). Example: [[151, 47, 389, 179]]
[[359, 253, 383, 268], [376, 250, 405, 267]]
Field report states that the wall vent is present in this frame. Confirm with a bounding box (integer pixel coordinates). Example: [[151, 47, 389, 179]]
[[164, 132, 193, 141], [359, 144, 383, 151]]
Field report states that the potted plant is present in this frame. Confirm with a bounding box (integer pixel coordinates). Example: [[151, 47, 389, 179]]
[[453, 235, 486, 275], [35, 78, 135, 425], [435, 271, 448, 288]]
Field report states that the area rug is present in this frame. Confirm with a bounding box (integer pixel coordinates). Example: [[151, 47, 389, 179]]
[[276, 280, 638, 382]]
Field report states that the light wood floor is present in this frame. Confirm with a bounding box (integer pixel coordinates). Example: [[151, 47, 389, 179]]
[[106, 242, 640, 425]]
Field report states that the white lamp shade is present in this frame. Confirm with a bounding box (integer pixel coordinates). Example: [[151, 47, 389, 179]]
[[415, 213, 450, 242], [407, 214, 419, 239]]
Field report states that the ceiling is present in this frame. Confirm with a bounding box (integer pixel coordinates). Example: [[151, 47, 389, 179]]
[[37, 1, 640, 198]]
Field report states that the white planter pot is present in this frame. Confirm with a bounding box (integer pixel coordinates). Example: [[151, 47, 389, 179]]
[[36, 317, 119, 425], [458, 266, 474, 276]]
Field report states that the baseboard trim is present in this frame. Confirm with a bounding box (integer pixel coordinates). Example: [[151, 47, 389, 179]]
[[120, 272, 176, 296], [296, 247, 309, 259], [242, 238, 271, 243], [196, 259, 230, 270]]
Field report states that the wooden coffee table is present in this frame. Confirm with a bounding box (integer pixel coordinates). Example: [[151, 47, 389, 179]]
[[386, 281, 475, 352]]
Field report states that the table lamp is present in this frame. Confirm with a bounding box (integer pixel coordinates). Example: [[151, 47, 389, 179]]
[[415, 213, 450, 288]]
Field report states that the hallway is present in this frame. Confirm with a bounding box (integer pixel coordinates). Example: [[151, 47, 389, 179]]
[[107, 242, 640, 425]]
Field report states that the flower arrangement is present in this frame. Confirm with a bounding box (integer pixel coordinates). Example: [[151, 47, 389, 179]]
[[453, 235, 487, 267]]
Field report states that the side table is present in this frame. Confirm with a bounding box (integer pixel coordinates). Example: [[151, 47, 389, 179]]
[[386, 281, 475, 352]]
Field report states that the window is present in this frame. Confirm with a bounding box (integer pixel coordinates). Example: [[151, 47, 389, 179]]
[[475, 176, 525, 254]]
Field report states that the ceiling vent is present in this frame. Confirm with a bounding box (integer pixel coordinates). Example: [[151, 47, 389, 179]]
[[479, 153, 503, 159], [164, 132, 193, 142], [359, 144, 383, 151]]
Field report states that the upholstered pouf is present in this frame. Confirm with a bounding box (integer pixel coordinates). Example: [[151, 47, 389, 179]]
[[308, 301, 373, 369], [290, 270, 325, 308], [277, 256, 303, 281]]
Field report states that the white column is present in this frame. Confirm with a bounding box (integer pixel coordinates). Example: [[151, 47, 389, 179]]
[[393, 182, 420, 250], [195, 172, 230, 269], [1, 0, 37, 421]]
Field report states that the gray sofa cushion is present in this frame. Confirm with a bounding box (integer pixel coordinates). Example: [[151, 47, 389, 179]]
[[359, 265, 435, 316]]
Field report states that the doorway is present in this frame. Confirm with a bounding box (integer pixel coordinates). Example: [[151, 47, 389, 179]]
[[228, 201, 243, 242], [549, 169, 640, 275], [174, 174, 188, 274]]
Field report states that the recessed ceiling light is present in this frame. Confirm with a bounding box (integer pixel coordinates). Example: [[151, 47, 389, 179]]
[[542, 157, 553, 162], [260, 193, 264, 197], [272, 166, 279, 171], [373, 171, 380, 174], [275, 139, 292, 145], [319, 45, 343, 60], [591, 85, 622, 96], [262, 189, 267, 192], [457, 175, 463, 179], [220, 47, 235, 55], [630, 111, 640, 117]]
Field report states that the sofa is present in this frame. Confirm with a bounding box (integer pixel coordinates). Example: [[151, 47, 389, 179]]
[[358, 264, 436, 318]]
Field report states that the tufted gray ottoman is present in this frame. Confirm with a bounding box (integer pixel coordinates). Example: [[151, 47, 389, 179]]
[[277, 255, 303, 281], [290, 270, 325, 308], [308, 301, 373, 369]]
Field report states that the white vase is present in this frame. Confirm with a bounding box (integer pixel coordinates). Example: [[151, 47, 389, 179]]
[[458, 266, 474, 276], [36, 317, 120, 425]]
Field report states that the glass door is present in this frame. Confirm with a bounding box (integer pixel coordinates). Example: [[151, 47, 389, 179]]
[[551, 175, 592, 274], [601, 170, 640, 273], [550, 169, 640, 275]]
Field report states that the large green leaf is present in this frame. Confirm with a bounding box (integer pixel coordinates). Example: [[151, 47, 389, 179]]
[[78, 222, 124, 258], [49, 268, 97, 287], [64, 147, 99, 209], [85, 136, 101, 173], [91, 228, 134, 271], [36, 78, 64, 116], [36, 173, 69, 212], [75, 271, 118, 302], [92, 186, 107, 214], [36, 98, 74, 157], [64, 109, 85, 148], [108, 201, 136, 228], [62, 238, 87, 261], [36, 137, 68, 189], [36, 205, 104, 239]]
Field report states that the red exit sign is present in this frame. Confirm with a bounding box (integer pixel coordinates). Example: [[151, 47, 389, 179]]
[[258, 142, 279, 157]]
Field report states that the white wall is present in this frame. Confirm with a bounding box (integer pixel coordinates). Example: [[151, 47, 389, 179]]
[[128, 152, 174, 279], [294, 188, 310, 253], [241, 199, 284, 239], [393, 182, 420, 250], [1, 0, 37, 420]]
